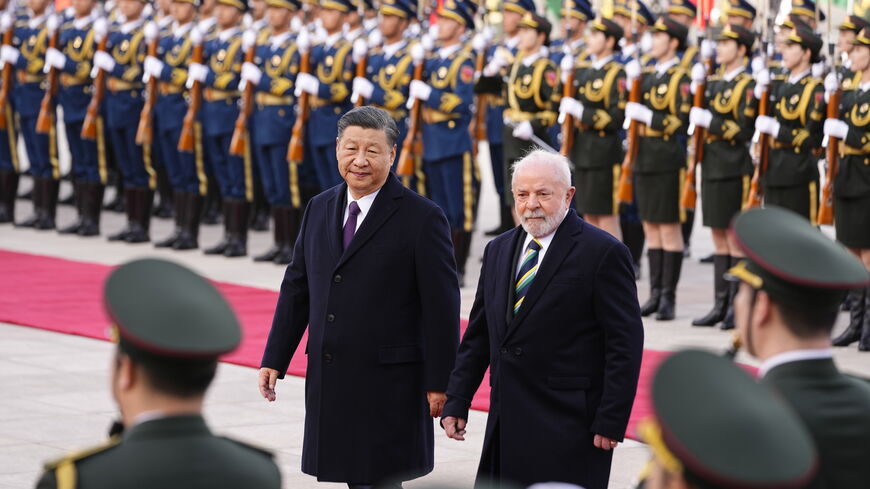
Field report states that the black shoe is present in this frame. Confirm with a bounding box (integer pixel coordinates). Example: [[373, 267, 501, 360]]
[[250, 206, 270, 231], [254, 207, 284, 262], [656, 250, 684, 321], [692, 255, 729, 327], [34, 178, 59, 230], [0, 170, 19, 223], [173, 193, 202, 250], [833, 287, 867, 347], [640, 249, 663, 316], [124, 188, 152, 243], [223, 199, 249, 257], [76, 182, 104, 237]]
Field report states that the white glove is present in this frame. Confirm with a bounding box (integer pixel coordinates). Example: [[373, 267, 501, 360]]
[[558, 96, 584, 122], [691, 62, 706, 84], [296, 28, 310, 54], [367, 28, 381, 48], [750, 56, 765, 75], [294, 72, 319, 97], [811, 60, 825, 79], [290, 16, 303, 34], [824, 72, 839, 94], [410, 42, 425, 63], [420, 33, 434, 52], [46, 14, 61, 33], [0, 12, 13, 32], [45, 47, 67, 69], [94, 50, 116, 72], [143, 21, 159, 42], [242, 29, 257, 51], [700, 39, 715, 60], [753, 69, 770, 99], [624, 59, 641, 82], [144, 55, 164, 78], [483, 48, 510, 77], [352, 37, 367, 64], [625, 101, 653, 125], [755, 115, 780, 136], [352, 76, 374, 100], [0, 45, 19, 65], [408, 79, 431, 102], [559, 54, 574, 83], [241, 61, 262, 85], [406, 21, 421, 38], [93, 17, 108, 43], [186, 62, 207, 88], [472, 33, 487, 53], [428, 23, 439, 41], [512, 121, 533, 140], [823, 118, 848, 140], [190, 26, 204, 46], [689, 107, 712, 129]]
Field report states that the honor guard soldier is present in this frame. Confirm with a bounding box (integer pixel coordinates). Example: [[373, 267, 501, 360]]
[[550, 0, 592, 67], [407, 0, 476, 284], [43, 1, 105, 236], [624, 16, 691, 321], [727, 206, 870, 486], [240, 0, 303, 264], [723, 0, 755, 31], [351, 0, 417, 184], [825, 28, 870, 351], [638, 349, 818, 489], [92, 0, 154, 243], [143, 0, 207, 250], [834, 15, 870, 82], [753, 27, 825, 224], [294, 0, 355, 190], [35, 258, 282, 489], [477, 0, 533, 236], [0, 9, 17, 224], [187, 0, 251, 257], [2, 0, 59, 229], [788, 0, 824, 31], [688, 24, 757, 330], [612, 0, 654, 65], [559, 17, 626, 240]]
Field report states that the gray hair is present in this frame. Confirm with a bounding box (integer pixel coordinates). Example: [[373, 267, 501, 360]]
[[337, 106, 400, 147], [510, 149, 573, 190]]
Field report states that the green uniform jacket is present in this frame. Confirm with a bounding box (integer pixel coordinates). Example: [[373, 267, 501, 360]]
[[762, 358, 870, 489], [767, 73, 825, 187], [569, 57, 627, 169], [701, 69, 756, 180], [634, 63, 691, 174], [35, 415, 281, 489], [833, 79, 870, 198]]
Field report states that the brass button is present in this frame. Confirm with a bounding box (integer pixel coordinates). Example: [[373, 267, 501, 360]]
[[447, 120, 456, 129]]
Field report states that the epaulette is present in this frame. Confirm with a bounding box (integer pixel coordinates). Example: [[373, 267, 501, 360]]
[[44, 437, 121, 471], [219, 436, 275, 458]]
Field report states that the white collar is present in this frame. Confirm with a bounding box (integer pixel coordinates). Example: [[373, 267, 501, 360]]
[[788, 69, 810, 84], [592, 54, 613, 70], [324, 31, 342, 48], [860, 80, 870, 92], [345, 187, 381, 221], [173, 21, 193, 38], [522, 47, 547, 66], [654, 57, 679, 75], [439, 43, 461, 59], [131, 410, 167, 428], [270, 30, 291, 48], [505, 35, 520, 50], [621, 41, 638, 59], [120, 18, 144, 34], [382, 39, 406, 59], [73, 13, 96, 30], [759, 348, 833, 378], [28, 12, 48, 29], [218, 26, 239, 42], [723, 65, 745, 82]]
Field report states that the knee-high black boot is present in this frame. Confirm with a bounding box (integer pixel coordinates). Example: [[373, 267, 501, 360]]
[[223, 198, 249, 257], [451, 228, 471, 287], [640, 249, 663, 316], [58, 180, 84, 234], [125, 188, 152, 243], [859, 288, 870, 352], [656, 250, 684, 321], [77, 181, 105, 237], [254, 206, 285, 262], [173, 192, 202, 250], [16, 176, 44, 228], [35, 178, 59, 230], [107, 188, 137, 241], [833, 287, 867, 347], [692, 254, 730, 326], [274, 206, 301, 265], [0, 170, 19, 223], [154, 192, 185, 248]]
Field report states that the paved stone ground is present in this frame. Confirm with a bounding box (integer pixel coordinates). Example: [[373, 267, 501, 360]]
[[1, 146, 867, 489]]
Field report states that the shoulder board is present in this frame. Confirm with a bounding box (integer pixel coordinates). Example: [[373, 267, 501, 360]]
[[44, 437, 121, 471], [220, 436, 275, 458]]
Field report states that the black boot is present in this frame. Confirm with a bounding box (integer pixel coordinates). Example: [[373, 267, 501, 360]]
[[249, 180, 270, 231], [450, 229, 469, 287], [692, 254, 730, 326], [152, 169, 174, 218], [640, 249, 663, 316], [656, 250, 684, 321], [107, 188, 137, 241], [860, 289, 870, 352], [223, 198, 248, 257], [173, 192, 202, 250], [621, 218, 645, 281], [485, 206, 514, 236], [254, 206, 284, 262], [58, 180, 84, 234], [124, 188, 152, 243], [202, 180, 222, 225], [682, 209, 694, 258], [34, 178, 58, 230], [833, 287, 867, 347], [274, 206, 300, 265], [203, 201, 230, 255], [77, 182, 104, 237], [104, 178, 125, 212], [16, 176, 44, 228], [58, 177, 75, 206], [720, 256, 740, 330], [154, 192, 185, 248], [0, 169, 18, 223]]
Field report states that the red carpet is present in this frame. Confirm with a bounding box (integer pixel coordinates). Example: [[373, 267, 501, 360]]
[[0, 249, 681, 439]]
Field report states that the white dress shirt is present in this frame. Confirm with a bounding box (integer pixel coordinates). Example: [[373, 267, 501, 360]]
[[758, 348, 833, 378], [514, 210, 570, 278], [342, 188, 381, 233]]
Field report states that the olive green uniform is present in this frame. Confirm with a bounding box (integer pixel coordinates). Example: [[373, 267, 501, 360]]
[[833, 77, 870, 248]]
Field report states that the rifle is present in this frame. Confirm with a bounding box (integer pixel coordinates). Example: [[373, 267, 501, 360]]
[[177, 39, 204, 152], [352, 45, 367, 107], [135, 26, 160, 145], [559, 14, 576, 158], [396, 59, 423, 177], [229, 37, 256, 156], [680, 0, 710, 210], [36, 22, 60, 134], [818, 2, 839, 226], [471, 46, 487, 160], [615, 2, 640, 204], [81, 35, 108, 140], [0, 21, 13, 131], [285, 48, 311, 162]]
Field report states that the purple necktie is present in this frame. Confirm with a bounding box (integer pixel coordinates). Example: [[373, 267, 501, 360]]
[[343, 201, 361, 250]]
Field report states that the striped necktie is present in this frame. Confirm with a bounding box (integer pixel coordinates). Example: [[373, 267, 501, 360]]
[[514, 239, 543, 314]]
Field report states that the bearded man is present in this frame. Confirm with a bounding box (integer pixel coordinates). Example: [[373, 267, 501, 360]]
[[440, 150, 644, 489]]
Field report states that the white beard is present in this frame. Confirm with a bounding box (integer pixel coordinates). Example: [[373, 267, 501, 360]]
[[520, 202, 568, 238]]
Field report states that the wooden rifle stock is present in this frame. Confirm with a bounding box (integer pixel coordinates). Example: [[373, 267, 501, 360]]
[[177, 42, 203, 152], [135, 35, 159, 145], [36, 30, 60, 134], [0, 28, 12, 131], [353, 54, 367, 107], [81, 37, 108, 140], [470, 48, 487, 159], [285, 50, 310, 162], [616, 76, 641, 204], [559, 69, 574, 157], [229, 43, 256, 156], [396, 60, 423, 177], [680, 65, 708, 210], [744, 86, 770, 209], [818, 86, 841, 225]]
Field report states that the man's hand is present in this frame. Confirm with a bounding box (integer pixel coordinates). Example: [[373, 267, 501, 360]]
[[258, 367, 279, 402], [593, 434, 619, 451], [427, 391, 446, 417], [442, 416, 467, 441]]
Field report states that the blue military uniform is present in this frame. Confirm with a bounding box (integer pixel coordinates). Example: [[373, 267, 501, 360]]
[[0, 11, 22, 223], [247, 0, 304, 264], [548, 0, 593, 149]]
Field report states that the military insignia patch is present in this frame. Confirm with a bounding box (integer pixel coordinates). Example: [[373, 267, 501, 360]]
[[461, 65, 474, 83]]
